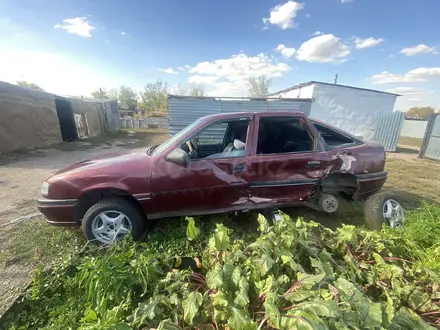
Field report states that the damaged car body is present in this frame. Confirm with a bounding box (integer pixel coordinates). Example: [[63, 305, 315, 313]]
[[38, 111, 394, 244]]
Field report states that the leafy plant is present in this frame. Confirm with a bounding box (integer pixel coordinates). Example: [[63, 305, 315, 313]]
[[402, 202, 440, 249], [3, 213, 439, 329], [186, 217, 200, 241]]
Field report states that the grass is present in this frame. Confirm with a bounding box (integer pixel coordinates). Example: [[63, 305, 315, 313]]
[[0, 220, 83, 268], [398, 136, 423, 149], [385, 155, 440, 205]]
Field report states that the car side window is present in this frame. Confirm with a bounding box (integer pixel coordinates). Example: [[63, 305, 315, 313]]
[[197, 122, 228, 146], [181, 119, 250, 160], [313, 123, 356, 150], [257, 117, 314, 155]]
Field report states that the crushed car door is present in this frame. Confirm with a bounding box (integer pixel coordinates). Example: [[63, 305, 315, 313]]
[[148, 116, 253, 218], [244, 115, 327, 209]]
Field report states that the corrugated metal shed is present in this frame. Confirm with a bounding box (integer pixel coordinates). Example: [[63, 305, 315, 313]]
[[168, 95, 312, 136], [420, 114, 440, 161], [372, 111, 405, 152]]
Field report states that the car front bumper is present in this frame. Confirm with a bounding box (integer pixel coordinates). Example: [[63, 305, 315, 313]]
[[37, 198, 78, 227]]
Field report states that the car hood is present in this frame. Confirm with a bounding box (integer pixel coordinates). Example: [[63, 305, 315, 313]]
[[48, 148, 152, 181]]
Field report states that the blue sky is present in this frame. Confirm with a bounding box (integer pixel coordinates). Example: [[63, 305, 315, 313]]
[[1, 0, 439, 110]]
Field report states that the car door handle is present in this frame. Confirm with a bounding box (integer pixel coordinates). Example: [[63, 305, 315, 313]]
[[306, 160, 321, 168], [233, 163, 247, 174]]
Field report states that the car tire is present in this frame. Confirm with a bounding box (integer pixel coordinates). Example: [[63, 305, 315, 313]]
[[364, 191, 405, 231], [319, 193, 339, 213], [81, 198, 146, 245]]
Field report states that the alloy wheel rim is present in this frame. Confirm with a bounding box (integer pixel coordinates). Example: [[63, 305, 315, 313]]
[[382, 199, 405, 228], [91, 210, 132, 244]]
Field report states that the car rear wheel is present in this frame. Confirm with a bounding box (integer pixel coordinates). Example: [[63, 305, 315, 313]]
[[81, 198, 146, 244], [364, 191, 405, 231], [319, 194, 339, 213]]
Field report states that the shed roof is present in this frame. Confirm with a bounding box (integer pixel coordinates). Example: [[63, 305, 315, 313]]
[[167, 94, 312, 102], [269, 81, 401, 97]]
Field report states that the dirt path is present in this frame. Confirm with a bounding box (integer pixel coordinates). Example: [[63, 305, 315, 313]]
[[0, 130, 167, 317]]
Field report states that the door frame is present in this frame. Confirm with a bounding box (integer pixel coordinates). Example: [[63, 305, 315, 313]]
[[148, 115, 256, 218], [243, 113, 327, 207]]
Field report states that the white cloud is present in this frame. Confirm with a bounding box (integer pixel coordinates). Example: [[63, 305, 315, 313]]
[[188, 75, 219, 84], [274, 44, 296, 58], [385, 87, 434, 95], [189, 53, 291, 81], [400, 44, 437, 56], [188, 53, 291, 96], [354, 37, 385, 49], [389, 54, 395, 58], [54, 17, 95, 37], [177, 65, 191, 71], [296, 34, 350, 63], [209, 81, 252, 97], [370, 67, 440, 84], [158, 67, 178, 75], [408, 98, 421, 102], [340, 0, 353, 3], [121, 31, 126, 35], [313, 31, 323, 36], [305, 14, 311, 19], [184, 65, 191, 69], [263, 1, 304, 29]]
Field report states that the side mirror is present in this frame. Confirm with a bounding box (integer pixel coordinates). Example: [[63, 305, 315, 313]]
[[166, 148, 189, 166]]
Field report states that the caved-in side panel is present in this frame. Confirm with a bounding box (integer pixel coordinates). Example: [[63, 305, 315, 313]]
[[149, 157, 250, 216]]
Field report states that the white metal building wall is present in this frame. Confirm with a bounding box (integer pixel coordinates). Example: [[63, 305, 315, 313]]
[[271, 82, 398, 141], [400, 120, 428, 139], [310, 83, 397, 140]]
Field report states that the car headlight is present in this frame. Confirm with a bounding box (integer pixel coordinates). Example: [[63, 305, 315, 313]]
[[41, 181, 50, 196]]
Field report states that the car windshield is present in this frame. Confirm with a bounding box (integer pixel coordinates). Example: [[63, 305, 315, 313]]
[[152, 118, 203, 155]]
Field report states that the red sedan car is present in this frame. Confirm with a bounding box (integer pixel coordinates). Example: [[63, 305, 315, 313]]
[[38, 111, 403, 244]]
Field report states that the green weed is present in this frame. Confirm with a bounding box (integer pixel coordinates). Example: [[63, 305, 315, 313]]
[[2, 211, 439, 329]]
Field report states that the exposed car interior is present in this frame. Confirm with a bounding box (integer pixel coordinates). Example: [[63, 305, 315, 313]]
[[181, 120, 250, 159], [257, 117, 314, 154], [312, 122, 357, 149]]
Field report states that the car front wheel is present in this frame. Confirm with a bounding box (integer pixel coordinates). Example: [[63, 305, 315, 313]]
[[81, 198, 146, 244]]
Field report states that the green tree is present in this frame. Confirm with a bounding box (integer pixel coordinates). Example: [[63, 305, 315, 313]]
[[91, 88, 106, 99], [188, 83, 205, 97], [406, 106, 435, 119], [118, 86, 138, 110], [174, 83, 205, 97], [175, 83, 188, 96], [248, 75, 272, 98], [107, 88, 119, 100], [16, 80, 45, 91], [139, 80, 169, 110], [91, 88, 119, 100]]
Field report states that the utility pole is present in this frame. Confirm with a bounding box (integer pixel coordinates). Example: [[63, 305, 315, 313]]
[[334, 73, 338, 84]]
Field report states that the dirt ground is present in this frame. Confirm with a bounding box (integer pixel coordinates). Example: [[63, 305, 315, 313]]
[[0, 129, 167, 316], [0, 130, 439, 317]]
